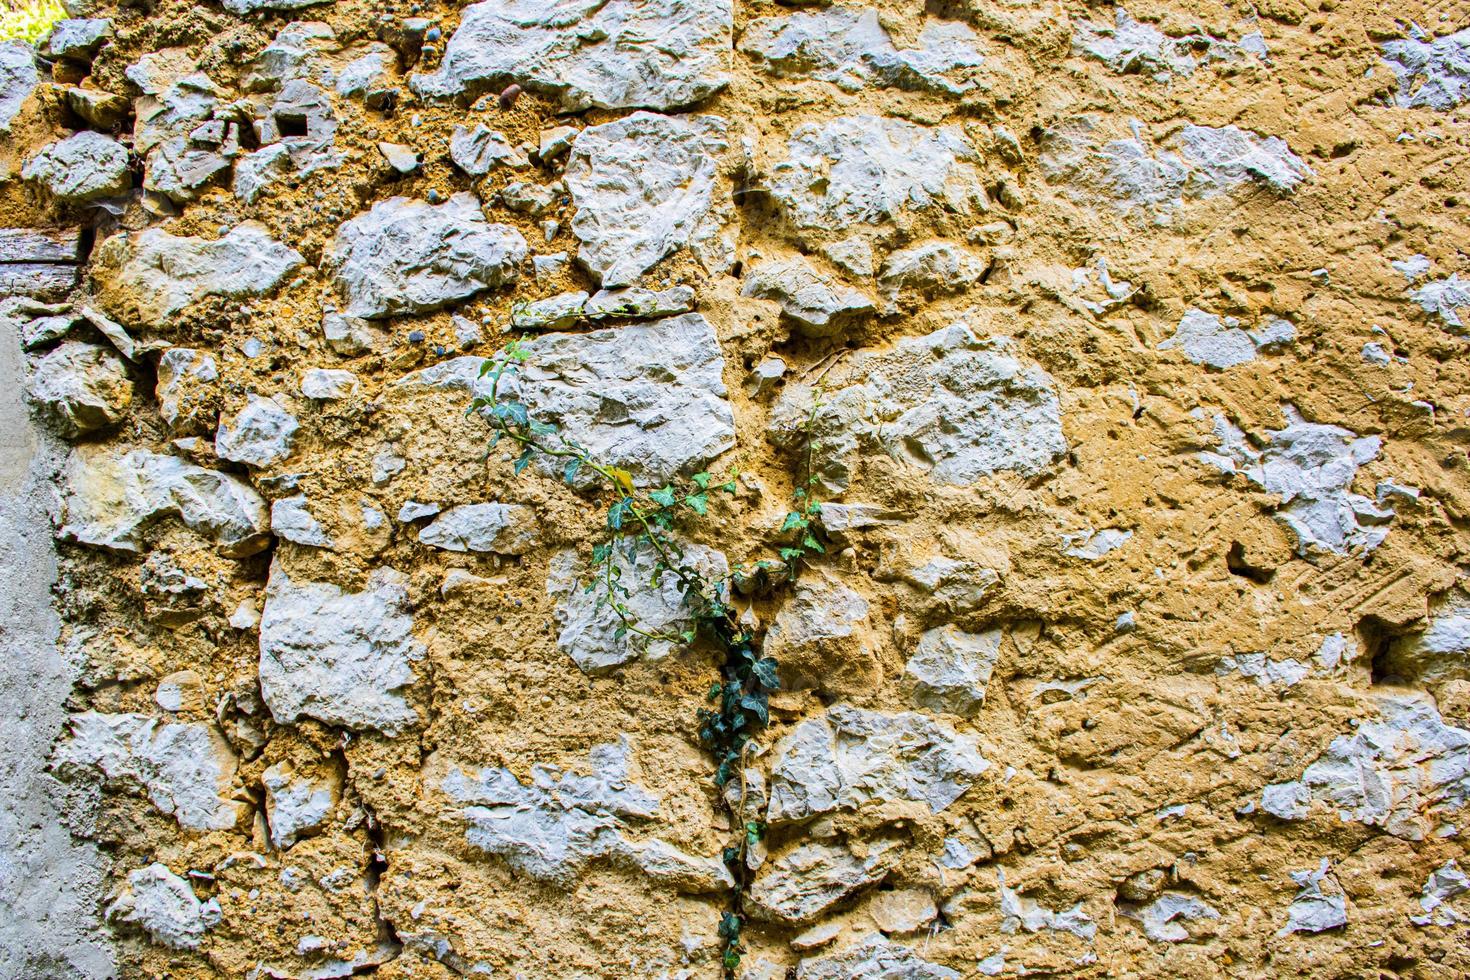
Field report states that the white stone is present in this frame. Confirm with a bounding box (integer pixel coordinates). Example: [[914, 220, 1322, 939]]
[[1061, 527, 1133, 560], [233, 144, 292, 204], [742, 255, 874, 336], [761, 570, 876, 694], [749, 840, 896, 924], [1216, 653, 1310, 687], [770, 322, 1065, 492], [262, 762, 340, 849], [271, 495, 332, 548], [93, 223, 304, 328], [154, 670, 203, 713], [443, 738, 730, 892], [215, 394, 298, 468], [300, 368, 359, 401], [22, 131, 131, 203], [326, 194, 527, 319], [1259, 693, 1470, 840], [1200, 406, 1393, 555], [511, 292, 589, 331], [584, 285, 696, 321], [998, 870, 1097, 939], [1159, 308, 1295, 370], [564, 112, 730, 288], [418, 503, 538, 555], [450, 124, 529, 175], [796, 935, 959, 980], [1277, 859, 1347, 936], [43, 19, 112, 60], [155, 348, 218, 433], [410, 0, 732, 111], [877, 240, 989, 309], [107, 864, 221, 950], [1381, 28, 1470, 110], [56, 445, 269, 556], [742, 8, 983, 95], [1120, 891, 1220, 942], [904, 626, 1000, 716], [767, 705, 989, 825], [547, 540, 727, 674], [770, 116, 986, 238], [28, 342, 132, 437], [1409, 274, 1470, 331], [258, 563, 423, 735], [1386, 592, 1470, 684], [0, 41, 37, 133], [1074, 9, 1266, 77], [495, 314, 736, 485], [55, 713, 244, 831], [1411, 859, 1469, 927]]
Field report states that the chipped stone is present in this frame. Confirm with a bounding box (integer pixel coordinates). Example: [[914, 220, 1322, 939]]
[[742, 255, 874, 336], [796, 935, 960, 979], [450, 124, 528, 175], [998, 871, 1097, 939], [762, 570, 877, 695], [22, 131, 131, 203], [1120, 891, 1220, 943], [262, 762, 340, 849], [749, 839, 897, 924], [0, 41, 37, 133], [1159, 308, 1295, 369], [904, 625, 1001, 717], [28, 341, 132, 437], [418, 503, 538, 555], [215, 394, 298, 468], [271, 495, 332, 548], [106, 864, 221, 950], [1382, 28, 1470, 110], [300, 368, 359, 401], [155, 348, 219, 434], [1277, 859, 1346, 936]]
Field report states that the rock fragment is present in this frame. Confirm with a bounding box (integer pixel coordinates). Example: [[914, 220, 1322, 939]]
[[92, 223, 304, 328], [106, 864, 221, 950], [42, 19, 112, 61], [410, 0, 732, 111], [1382, 27, 1470, 110], [767, 705, 989, 825], [155, 348, 219, 434], [54, 712, 245, 831], [262, 762, 340, 849], [1159, 308, 1295, 369], [1277, 859, 1347, 936], [0, 41, 37, 133], [449, 124, 528, 175], [258, 564, 423, 735], [22, 131, 131, 203], [300, 368, 359, 401], [564, 112, 730, 287], [324, 193, 527, 318], [418, 503, 538, 555], [1119, 891, 1220, 942], [749, 839, 897, 924], [28, 341, 132, 436], [742, 256, 874, 336], [215, 394, 299, 468], [998, 871, 1097, 939], [904, 625, 1001, 716], [795, 935, 960, 979], [762, 571, 878, 696]]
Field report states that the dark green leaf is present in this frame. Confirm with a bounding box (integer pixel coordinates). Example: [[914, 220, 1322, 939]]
[[563, 458, 581, 483], [739, 693, 769, 726], [607, 499, 629, 530], [513, 448, 534, 475], [684, 492, 708, 515], [650, 485, 676, 508], [751, 658, 780, 690], [780, 511, 805, 532]]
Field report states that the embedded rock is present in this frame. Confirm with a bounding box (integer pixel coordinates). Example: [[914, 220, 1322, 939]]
[[1119, 891, 1221, 942], [770, 116, 986, 239], [28, 341, 132, 437], [767, 705, 989, 825], [1383, 592, 1470, 684], [877, 240, 989, 308], [1277, 859, 1347, 936], [215, 394, 299, 468], [232, 144, 292, 204], [796, 935, 960, 980], [410, 0, 732, 111], [998, 871, 1097, 939], [300, 368, 359, 401], [155, 348, 219, 434], [742, 8, 983, 95], [564, 112, 729, 288], [1200, 406, 1394, 555], [270, 495, 332, 548], [443, 738, 727, 891], [449, 124, 528, 175], [92, 223, 304, 328], [904, 625, 1001, 716], [1259, 694, 1469, 840], [1074, 9, 1266, 78], [1382, 28, 1470, 110], [56, 445, 269, 555], [418, 503, 538, 555], [324, 193, 527, 318], [762, 571, 879, 696], [42, 19, 112, 61], [106, 864, 221, 951], [1409, 274, 1470, 331], [742, 255, 874, 337], [0, 41, 37, 133], [262, 762, 340, 849], [143, 139, 230, 204], [1061, 527, 1133, 560], [547, 540, 728, 673], [584, 285, 696, 321], [54, 713, 244, 831], [497, 314, 736, 485], [748, 840, 897, 924], [770, 322, 1066, 492], [1159, 308, 1296, 369], [22, 132, 131, 203], [510, 292, 589, 332], [1411, 860, 1469, 927], [257, 564, 423, 734]]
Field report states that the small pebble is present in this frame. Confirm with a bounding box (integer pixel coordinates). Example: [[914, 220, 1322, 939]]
[[408, 330, 425, 344], [499, 83, 522, 109]]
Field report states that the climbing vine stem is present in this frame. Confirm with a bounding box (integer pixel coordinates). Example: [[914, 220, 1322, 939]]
[[471, 340, 829, 976]]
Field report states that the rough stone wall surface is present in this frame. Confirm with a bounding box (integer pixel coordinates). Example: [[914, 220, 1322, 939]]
[[1, 0, 1469, 978]]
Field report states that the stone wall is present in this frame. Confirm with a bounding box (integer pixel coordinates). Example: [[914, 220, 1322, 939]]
[[2, 0, 1469, 976]]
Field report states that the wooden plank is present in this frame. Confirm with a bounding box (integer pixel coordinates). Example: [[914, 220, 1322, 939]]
[[0, 228, 83, 264], [0, 263, 81, 300]]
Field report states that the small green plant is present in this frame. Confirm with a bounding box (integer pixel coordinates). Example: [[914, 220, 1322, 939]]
[[0, 0, 66, 45], [473, 340, 829, 976]]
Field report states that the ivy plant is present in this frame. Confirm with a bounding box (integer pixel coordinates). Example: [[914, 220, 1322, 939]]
[[471, 340, 828, 976]]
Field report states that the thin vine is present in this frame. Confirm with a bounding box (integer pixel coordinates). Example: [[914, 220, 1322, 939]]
[[470, 340, 828, 976]]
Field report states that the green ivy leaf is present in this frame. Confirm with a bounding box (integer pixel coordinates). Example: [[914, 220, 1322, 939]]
[[650, 485, 676, 508], [707, 681, 722, 702], [721, 480, 737, 494], [778, 547, 804, 561], [684, 492, 708, 515], [607, 499, 630, 530], [691, 471, 711, 489], [802, 534, 824, 553], [563, 458, 582, 483], [751, 658, 780, 691], [780, 511, 805, 532], [513, 448, 534, 475], [740, 693, 769, 726]]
